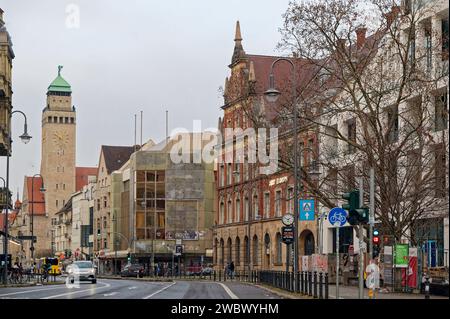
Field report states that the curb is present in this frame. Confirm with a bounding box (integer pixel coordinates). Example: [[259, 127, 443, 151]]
[[245, 282, 312, 299], [97, 276, 173, 282]]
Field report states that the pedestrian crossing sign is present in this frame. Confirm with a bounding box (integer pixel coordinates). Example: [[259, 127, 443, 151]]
[[299, 199, 315, 221]]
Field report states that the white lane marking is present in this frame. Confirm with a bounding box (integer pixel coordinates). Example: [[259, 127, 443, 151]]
[[142, 281, 177, 299], [0, 285, 67, 297], [217, 282, 239, 299], [128, 286, 137, 290], [40, 282, 111, 299], [103, 292, 119, 296]]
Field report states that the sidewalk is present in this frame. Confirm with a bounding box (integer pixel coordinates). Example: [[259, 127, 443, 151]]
[[328, 285, 448, 299]]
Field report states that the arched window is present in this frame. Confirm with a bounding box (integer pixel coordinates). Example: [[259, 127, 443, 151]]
[[235, 196, 241, 223], [220, 238, 225, 266], [235, 237, 241, 266], [252, 235, 259, 265], [244, 236, 249, 265], [276, 233, 282, 265]]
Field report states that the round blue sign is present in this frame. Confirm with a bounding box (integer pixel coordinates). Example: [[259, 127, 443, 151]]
[[328, 207, 347, 227]]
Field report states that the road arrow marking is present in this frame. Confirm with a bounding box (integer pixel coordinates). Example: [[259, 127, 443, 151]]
[[103, 292, 118, 296], [128, 286, 137, 290]]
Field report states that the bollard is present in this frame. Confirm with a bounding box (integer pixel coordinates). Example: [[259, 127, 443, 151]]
[[325, 273, 329, 299], [213, 270, 216, 281], [425, 275, 430, 299], [313, 271, 318, 298], [308, 272, 313, 296], [319, 272, 323, 299]]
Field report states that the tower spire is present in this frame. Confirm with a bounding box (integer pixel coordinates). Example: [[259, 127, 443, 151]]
[[231, 20, 246, 67], [58, 65, 63, 76]]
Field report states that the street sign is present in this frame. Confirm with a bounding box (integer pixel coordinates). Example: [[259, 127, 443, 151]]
[[175, 244, 183, 256], [299, 199, 315, 221], [328, 207, 347, 227], [281, 226, 294, 244], [365, 262, 380, 289], [18, 235, 36, 242]]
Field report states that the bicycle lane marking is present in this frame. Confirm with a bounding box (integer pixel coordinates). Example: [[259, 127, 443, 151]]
[[142, 281, 177, 299], [0, 285, 69, 297], [40, 282, 111, 299]]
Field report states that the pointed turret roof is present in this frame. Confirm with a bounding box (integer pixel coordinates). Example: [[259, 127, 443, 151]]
[[48, 65, 72, 93], [230, 20, 247, 67]]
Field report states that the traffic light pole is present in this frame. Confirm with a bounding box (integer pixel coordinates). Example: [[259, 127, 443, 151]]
[[358, 178, 364, 299], [369, 168, 375, 259]]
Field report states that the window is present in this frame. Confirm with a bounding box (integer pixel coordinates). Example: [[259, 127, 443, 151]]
[[407, 26, 416, 66], [227, 163, 232, 185], [235, 237, 241, 265], [434, 144, 447, 198], [103, 239, 107, 249], [346, 118, 356, 154], [275, 190, 282, 217], [48, 117, 52, 123], [53, 117, 57, 123], [435, 90, 448, 131], [227, 199, 233, 223], [62, 199, 65, 206], [425, 24, 432, 72], [234, 163, 240, 183], [252, 235, 259, 265], [253, 194, 259, 218], [387, 105, 399, 143], [235, 197, 241, 223], [276, 233, 282, 265], [325, 124, 338, 158], [244, 196, 249, 221], [342, 165, 355, 191], [63, 184, 65, 190], [220, 202, 225, 224], [219, 164, 224, 187], [264, 192, 270, 218], [327, 168, 338, 197], [70, 117, 74, 124], [56, 183, 58, 190], [442, 18, 449, 60], [103, 196, 107, 208], [56, 199, 58, 207], [103, 216, 107, 228]]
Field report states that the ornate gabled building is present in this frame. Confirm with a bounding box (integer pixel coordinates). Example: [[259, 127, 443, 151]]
[[214, 22, 320, 272]]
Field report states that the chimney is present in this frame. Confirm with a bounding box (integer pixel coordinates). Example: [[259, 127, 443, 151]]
[[385, 6, 401, 28], [356, 28, 367, 49]]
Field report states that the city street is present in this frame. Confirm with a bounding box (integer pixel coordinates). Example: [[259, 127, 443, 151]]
[[0, 279, 282, 299]]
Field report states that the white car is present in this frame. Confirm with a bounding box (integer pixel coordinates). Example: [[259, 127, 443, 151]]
[[66, 261, 97, 284]]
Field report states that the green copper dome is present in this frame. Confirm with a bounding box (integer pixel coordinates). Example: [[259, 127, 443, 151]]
[[47, 65, 72, 93]]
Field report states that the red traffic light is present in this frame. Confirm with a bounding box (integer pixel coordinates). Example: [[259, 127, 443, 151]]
[[373, 236, 380, 244]]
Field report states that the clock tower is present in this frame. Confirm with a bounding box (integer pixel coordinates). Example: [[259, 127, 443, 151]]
[[40, 65, 76, 219]]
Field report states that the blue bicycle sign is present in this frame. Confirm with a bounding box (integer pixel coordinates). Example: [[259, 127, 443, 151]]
[[328, 207, 348, 227]]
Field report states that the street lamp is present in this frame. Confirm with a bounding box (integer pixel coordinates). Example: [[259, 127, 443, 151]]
[[2, 110, 31, 285], [264, 58, 300, 285], [31, 174, 45, 265]]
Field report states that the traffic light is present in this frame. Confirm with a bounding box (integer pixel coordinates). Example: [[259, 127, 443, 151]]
[[372, 229, 380, 258], [341, 190, 369, 225], [127, 252, 131, 263]]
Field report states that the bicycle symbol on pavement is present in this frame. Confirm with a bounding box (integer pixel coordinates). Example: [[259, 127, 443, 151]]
[[328, 207, 348, 227]]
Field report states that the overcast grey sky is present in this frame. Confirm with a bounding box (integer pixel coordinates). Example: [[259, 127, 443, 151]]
[[0, 0, 290, 197]]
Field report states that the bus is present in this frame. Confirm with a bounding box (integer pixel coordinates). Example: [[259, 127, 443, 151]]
[[39, 257, 61, 276]]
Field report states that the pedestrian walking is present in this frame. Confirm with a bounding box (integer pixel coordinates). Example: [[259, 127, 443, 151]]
[[229, 261, 235, 280]]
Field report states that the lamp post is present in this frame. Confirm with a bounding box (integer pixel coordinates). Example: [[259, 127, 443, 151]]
[[2, 110, 31, 285], [30, 174, 45, 265], [264, 58, 299, 283]]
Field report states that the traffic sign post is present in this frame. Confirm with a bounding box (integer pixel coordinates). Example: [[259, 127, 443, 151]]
[[328, 207, 348, 300], [299, 199, 315, 221]]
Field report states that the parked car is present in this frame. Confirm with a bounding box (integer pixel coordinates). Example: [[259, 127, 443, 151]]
[[66, 261, 97, 284], [120, 264, 144, 278]]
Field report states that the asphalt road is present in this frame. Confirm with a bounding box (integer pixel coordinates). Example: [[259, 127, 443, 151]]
[[0, 279, 282, 299]]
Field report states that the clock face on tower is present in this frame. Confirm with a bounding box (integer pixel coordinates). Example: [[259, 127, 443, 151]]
[[52, 131, 69, 148]]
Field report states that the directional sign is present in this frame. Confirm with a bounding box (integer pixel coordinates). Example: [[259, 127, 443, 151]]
[[281, 226, 294, 244], [328, 207, 347, 227], [299, 199, 315, 221]]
